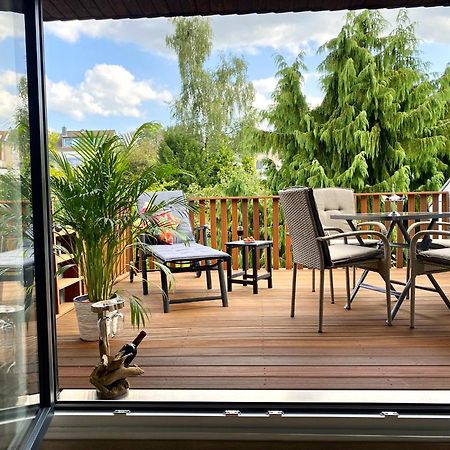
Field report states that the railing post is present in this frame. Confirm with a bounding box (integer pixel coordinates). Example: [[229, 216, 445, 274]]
[[231, 199, 239, 269], [272, 198, 280, 270], [210, 199, 217, 249], [221, 199, 228, 252]]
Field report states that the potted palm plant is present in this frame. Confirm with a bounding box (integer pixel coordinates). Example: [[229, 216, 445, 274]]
[[51, 123, 175, 340]]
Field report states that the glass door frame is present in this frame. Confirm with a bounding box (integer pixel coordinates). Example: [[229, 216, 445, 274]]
[[10, 0, 58, 447]]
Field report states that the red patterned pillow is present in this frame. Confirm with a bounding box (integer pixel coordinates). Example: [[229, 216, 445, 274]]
[[151, 211, 181, 245], [152, 211, 181, 229]]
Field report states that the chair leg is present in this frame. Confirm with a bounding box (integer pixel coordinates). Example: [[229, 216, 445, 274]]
[[206, 259, 212, 289], [410, 272, 416, 329], [353, 266, 356, 288], [142, 254, 148, 295], [406, 260, 410, 299], [129, 260, 134, 283], [291, 263, 298, 318], [318, 268, 325, 333], [384, 268, 392, 326], [218, 260, 228, 307], [312, 268, 316, 292], [160, 269, 170, 313], [345, 267, 350, 305], [329, 269, 335, 304]]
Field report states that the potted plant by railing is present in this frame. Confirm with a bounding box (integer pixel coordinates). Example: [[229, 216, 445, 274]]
[[50, 124, 178, 340]]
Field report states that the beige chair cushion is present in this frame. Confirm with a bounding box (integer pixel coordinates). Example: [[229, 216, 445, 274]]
[[313, 188, 355, 233], [418, 247, 450, 266], [429, 239, 450, 249], [329, 244, 383, 265]]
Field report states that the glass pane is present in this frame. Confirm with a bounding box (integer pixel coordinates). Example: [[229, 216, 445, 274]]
[[0, 5, 40, 449]]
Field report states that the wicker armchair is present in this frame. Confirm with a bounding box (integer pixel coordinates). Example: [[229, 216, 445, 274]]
[[279, 187, 392, 332], [312, 188, 387, 303]]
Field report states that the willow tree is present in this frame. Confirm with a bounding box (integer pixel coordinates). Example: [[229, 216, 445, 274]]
[[166, 17, 255, 152], [263, 10, 450, 193]]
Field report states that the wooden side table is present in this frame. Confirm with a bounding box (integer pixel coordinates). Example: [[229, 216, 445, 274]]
[[225, 240, 273, 294]]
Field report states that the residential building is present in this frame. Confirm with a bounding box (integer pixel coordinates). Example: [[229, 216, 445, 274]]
[[56, 126, 115, 166]]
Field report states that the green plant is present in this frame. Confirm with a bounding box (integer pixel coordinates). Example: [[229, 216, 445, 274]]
[[50, 123, 178, 328]]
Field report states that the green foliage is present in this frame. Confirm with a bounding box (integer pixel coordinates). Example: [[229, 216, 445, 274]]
[[159, 126, 234, 190], [48, 131, 59, 154], [50, 123, 173, 327], [166, 17, 255, 151], [260, 10, 450, 193]]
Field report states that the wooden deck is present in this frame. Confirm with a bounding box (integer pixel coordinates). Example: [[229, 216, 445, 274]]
[[57, 268, 450, 390]]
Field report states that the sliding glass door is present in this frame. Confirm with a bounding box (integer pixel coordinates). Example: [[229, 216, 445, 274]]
[[0, 0, 54, 448]]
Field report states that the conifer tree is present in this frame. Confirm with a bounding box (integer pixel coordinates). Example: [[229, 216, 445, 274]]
[[262, 10, 450, 193]]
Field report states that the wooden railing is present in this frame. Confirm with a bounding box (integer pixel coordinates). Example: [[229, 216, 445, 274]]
[[188, 191, 449, 270]]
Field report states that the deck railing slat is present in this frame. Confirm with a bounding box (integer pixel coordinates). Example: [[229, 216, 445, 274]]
[[112, 191, 448, 277]]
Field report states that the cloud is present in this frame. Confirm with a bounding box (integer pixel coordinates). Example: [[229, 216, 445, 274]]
[[306, 95, 323, 108], [45, 7, 450, 59], [46, 64, 173, 120], [252, 77, 277, 110], [0, 11, 25, 42], [0, 70, 22, 124], [45, 18, 172, 56], [382, 7, 450, 44]]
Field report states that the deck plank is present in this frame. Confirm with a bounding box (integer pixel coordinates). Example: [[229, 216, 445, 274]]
[[56, 269, 450, 390]]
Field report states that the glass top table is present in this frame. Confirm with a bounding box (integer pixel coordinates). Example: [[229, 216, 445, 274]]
[[330, 211, 450, 321]]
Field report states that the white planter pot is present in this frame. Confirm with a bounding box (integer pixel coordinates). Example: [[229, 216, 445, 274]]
[[74, 294, 122, 341], [74, 295, 100, 341]]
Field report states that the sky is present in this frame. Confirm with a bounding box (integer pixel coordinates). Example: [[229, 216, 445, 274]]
[[0, 7, 449, 134]]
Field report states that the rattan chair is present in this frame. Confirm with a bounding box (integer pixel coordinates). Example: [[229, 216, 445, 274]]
[[279, 187, 392, 332], [312, 188, 387, 303], [408, 229, 450, 328]]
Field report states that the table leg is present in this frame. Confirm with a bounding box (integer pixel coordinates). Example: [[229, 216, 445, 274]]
[[252, 246, 258, 294], [390, 278, 411, 320], [243, 246, 248, 286], [226, 245, 232, 292], [346, 220, 364, 245], [346, 269, 369, 309], [427, 274, 450, 309]]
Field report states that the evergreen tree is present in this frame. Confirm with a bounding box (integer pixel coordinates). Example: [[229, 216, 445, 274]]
[[262, 10, 450, 193]]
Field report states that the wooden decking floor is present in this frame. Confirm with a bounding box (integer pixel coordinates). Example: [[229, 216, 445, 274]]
[[57, 268, 450, 390]]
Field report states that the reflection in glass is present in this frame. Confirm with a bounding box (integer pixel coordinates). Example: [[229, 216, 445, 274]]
[[0, 7, 40, 449]]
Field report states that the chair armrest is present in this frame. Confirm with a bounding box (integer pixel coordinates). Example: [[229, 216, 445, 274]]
[[357, 221, 387, 235], [407, 221, 450, 236], [323, 227, 347, 243], [411, 230, 450, 256], [318, 230, 390, 259], [323, 226, 345, 233]]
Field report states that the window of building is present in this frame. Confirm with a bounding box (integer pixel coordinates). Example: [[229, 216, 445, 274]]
[[63, 137, 74, 147]]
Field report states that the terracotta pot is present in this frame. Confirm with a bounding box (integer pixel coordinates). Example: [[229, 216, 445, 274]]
[[73, 294, 121, 341]]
